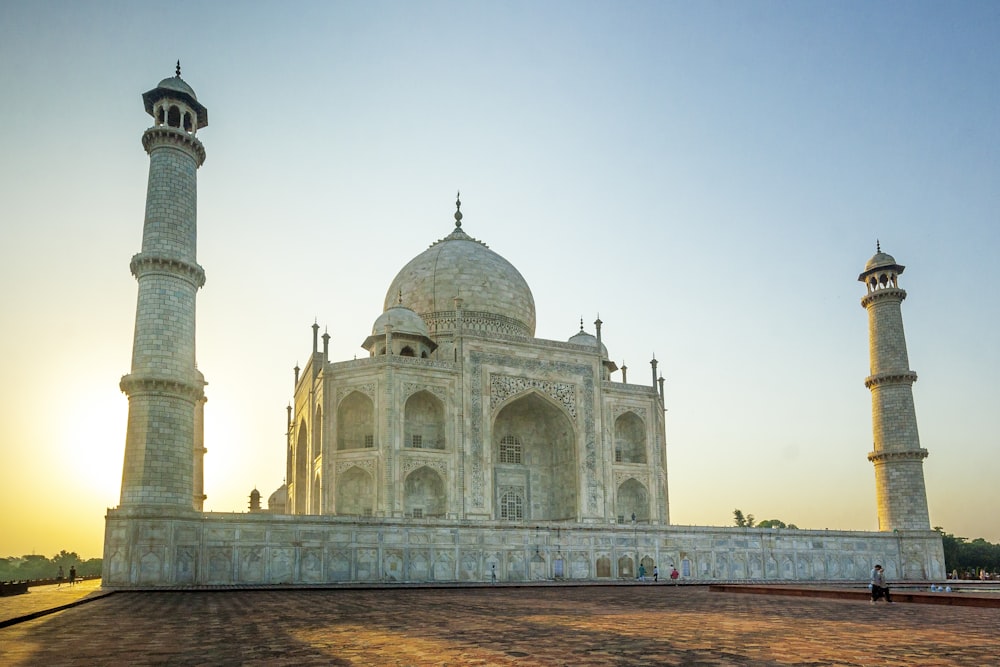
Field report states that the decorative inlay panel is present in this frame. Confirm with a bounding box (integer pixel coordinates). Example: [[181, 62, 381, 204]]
[[337, 383, 376, 404], [490, 374, 576, 418], [335, 458, 376, 475], [614, 471, 648, 489], [612, 405, 647, 421], [402, 383, 448, 403], [400, 456, 448, 478]]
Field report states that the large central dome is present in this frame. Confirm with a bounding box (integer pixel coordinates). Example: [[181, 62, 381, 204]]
[[383, 202, 536, 338]]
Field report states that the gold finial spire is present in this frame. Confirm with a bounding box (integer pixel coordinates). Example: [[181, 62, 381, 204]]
[[176, 60, 181, 78], [454, 191, 463, 228]]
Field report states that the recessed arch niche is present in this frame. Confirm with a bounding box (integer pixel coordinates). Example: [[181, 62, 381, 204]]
[[492, 391, 577, 521]]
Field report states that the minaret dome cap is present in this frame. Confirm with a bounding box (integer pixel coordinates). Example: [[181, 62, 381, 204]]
[[865, 250, 899, 272], [142, 73, 208, 129]]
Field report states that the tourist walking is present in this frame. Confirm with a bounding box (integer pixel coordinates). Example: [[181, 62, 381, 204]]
[[653, 565, 659, 582], [69, 565, 77, 587], [870, 564, 892, 603], [638, 564, 646, 581], [56, 566, 64, 587]]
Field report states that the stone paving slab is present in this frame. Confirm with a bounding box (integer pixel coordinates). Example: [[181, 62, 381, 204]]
[[710, 584, 1000, 607], [1, 584, 997, 666], [0, 579, 108, 627]]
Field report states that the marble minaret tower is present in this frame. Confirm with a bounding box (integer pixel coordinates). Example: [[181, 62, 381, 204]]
[[118, 64, 208, 510], [859, 244, 931, 531]]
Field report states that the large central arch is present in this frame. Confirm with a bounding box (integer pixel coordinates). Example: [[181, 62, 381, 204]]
[[492, 391, 577, 521]]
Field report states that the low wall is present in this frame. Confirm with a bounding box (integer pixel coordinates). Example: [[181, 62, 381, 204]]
[[103, 509, 945, 588]]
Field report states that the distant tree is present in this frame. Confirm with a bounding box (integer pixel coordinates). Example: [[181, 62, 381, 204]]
[[733, 509, 755, 528], [0, 551, 102, 582], [934, 528, 1000, 575], [757, 519, 799, 529]]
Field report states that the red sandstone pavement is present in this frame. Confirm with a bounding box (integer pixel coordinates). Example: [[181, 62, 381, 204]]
[[1, 583, 998, 666]]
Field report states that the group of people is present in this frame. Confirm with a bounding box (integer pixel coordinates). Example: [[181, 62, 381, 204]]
[[638, 564, 680, 583], [870, 564, 892, 603], [55, 565, 77, 587]]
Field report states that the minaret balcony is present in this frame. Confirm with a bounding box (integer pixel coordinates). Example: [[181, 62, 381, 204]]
[[864, 370, 918, 389], [867, 449, 929, 463]]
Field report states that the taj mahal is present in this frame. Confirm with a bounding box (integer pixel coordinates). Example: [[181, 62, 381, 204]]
[[102, 69, 944, 587]]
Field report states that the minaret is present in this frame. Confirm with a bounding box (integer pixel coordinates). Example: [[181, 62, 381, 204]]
[[859, 244, 930, 531], [118, 63, 208, 510]]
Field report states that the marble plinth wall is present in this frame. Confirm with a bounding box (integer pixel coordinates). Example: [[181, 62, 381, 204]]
[[102, 512, 944, 587]]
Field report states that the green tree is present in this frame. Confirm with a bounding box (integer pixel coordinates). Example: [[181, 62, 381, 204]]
[[934, 528, 1000, 575], [733, 509, 755, 528], [0, 551, 103, 582], [758, 519, 799, 529]]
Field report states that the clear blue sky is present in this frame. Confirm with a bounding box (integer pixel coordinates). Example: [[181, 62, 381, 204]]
[[1, 1, 997, 558]]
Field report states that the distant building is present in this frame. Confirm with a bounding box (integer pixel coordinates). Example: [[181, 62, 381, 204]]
[[102, 69, 943, 587]]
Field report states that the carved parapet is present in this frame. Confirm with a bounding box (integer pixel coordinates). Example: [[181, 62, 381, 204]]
[[422, 309, 531, 338], [861, 287, 907, 309], [864, 371, 918, 389], [867, 449, 929, 463], [120, 373, 205, 402], [142, 126, 206, 165], [130, 253, 206, 289]]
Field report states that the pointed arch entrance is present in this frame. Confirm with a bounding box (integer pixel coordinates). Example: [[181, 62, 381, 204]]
[[492, 391, 577, 521]]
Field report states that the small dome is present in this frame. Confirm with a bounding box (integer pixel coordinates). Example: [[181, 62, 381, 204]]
[[268, 484, 287, 508], [865, 251, 897, 271], [155, 75, 200, 100], [372, 304, 430, 338], [568, 327, 608, 357]]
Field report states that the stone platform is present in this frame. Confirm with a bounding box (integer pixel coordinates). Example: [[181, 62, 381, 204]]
[[2, 581, 998, 665]]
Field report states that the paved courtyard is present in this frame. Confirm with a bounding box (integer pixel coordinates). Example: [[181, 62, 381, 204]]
[[1, 583, 997, 666]]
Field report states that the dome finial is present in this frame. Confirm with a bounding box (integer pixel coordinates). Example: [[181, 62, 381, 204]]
[[397, 288, 403, 305], [876, 239, 881, 253], [176, 60, 181, 78], [579, 317, 584, 332], [454, 191, 463, 228]]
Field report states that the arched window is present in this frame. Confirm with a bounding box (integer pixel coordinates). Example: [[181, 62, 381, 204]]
[[403, 466, 446, 517], [400, 346, 415, 357], [404, 391, 445, 450], [167, 105, 181, 128], [311, 472, 321, 514], [294, 420, 308, 514], [313, 405, 323, 460], [614, 412, 647, 464], [499, 435, 522, 464], [500, 490, 523, 520], [337, 391, 374, 451]]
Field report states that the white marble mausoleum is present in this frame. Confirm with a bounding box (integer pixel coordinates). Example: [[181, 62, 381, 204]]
[[102, 69, 945, 587]]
